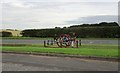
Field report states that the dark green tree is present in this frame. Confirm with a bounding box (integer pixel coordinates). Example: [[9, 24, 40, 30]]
[[2, 31, 12, 37]]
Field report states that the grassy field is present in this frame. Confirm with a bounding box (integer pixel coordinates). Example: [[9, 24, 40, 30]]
[[1, 37, 53, 40], [1, 44, 119, 58], [1, 37, 118, 40]]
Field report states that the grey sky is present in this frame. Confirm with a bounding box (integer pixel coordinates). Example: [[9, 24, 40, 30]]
[[66, 15, 118, 24], [1, 0, 119, 29]]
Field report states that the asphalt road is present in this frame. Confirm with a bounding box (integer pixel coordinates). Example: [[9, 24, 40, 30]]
[[2, 39, 118, 45], [2, 53, 118, 71]]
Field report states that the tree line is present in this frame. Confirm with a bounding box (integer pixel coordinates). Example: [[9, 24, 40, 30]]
[[1, 31, 12, 37], [21, 22, 120, 38]]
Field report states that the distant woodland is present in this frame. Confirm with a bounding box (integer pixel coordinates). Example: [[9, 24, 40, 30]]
[[21, 22, 120, 38]]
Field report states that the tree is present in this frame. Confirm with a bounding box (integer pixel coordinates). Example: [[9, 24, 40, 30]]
[[21, 22, 120, 38], [2, 31, 12, 37]]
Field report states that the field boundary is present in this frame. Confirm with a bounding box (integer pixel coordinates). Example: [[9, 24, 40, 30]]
[[2, 51, 119, 62], [1, 37, 118, 40]]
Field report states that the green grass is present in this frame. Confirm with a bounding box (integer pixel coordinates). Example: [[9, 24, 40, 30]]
[[1, 44, 119, 58], [1, 37, 53, 40], [1, 37, 118, 40]]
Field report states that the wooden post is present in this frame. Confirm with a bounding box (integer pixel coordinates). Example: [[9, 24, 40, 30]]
[[47, 40, 49, 45], [79, 40, 81, 46], [44, 41, 46, 47], [76, 40, 79, 48]]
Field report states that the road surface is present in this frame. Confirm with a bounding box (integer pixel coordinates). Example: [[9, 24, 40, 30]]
[[2, 39, 118, 45], [2, 53, 118, 71]]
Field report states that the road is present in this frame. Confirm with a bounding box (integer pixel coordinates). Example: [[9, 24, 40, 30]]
[[2, 53, 118, 71], [2, 39, 118, 45]]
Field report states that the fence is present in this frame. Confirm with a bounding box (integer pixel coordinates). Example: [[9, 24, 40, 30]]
[[44, 40, 81, 48]]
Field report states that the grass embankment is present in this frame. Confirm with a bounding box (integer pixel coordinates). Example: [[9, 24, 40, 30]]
[[1, 44, 119, 58]]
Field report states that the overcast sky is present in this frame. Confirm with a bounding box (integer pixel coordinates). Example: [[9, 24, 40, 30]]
[[1, 0, 119, 30]]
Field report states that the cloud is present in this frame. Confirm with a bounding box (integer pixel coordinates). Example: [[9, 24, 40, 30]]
[[1, 0, 119, 3], [66, 15, 118, 24], [1, 0, 34, 8], [1, 2, 118, 29], [118, 2, 120, 25], [10, 2, 34, 8]]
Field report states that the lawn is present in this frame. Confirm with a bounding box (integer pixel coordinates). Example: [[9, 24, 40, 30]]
[[1, 37, 53, 40], [1, 37, 118, 40], [1, 44, 119, 58]]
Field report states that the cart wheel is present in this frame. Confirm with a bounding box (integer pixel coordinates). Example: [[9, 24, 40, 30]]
[[56, 34, 71, 47]]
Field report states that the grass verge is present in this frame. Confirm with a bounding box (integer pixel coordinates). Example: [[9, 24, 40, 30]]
[[1, 44, 119, 58]]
